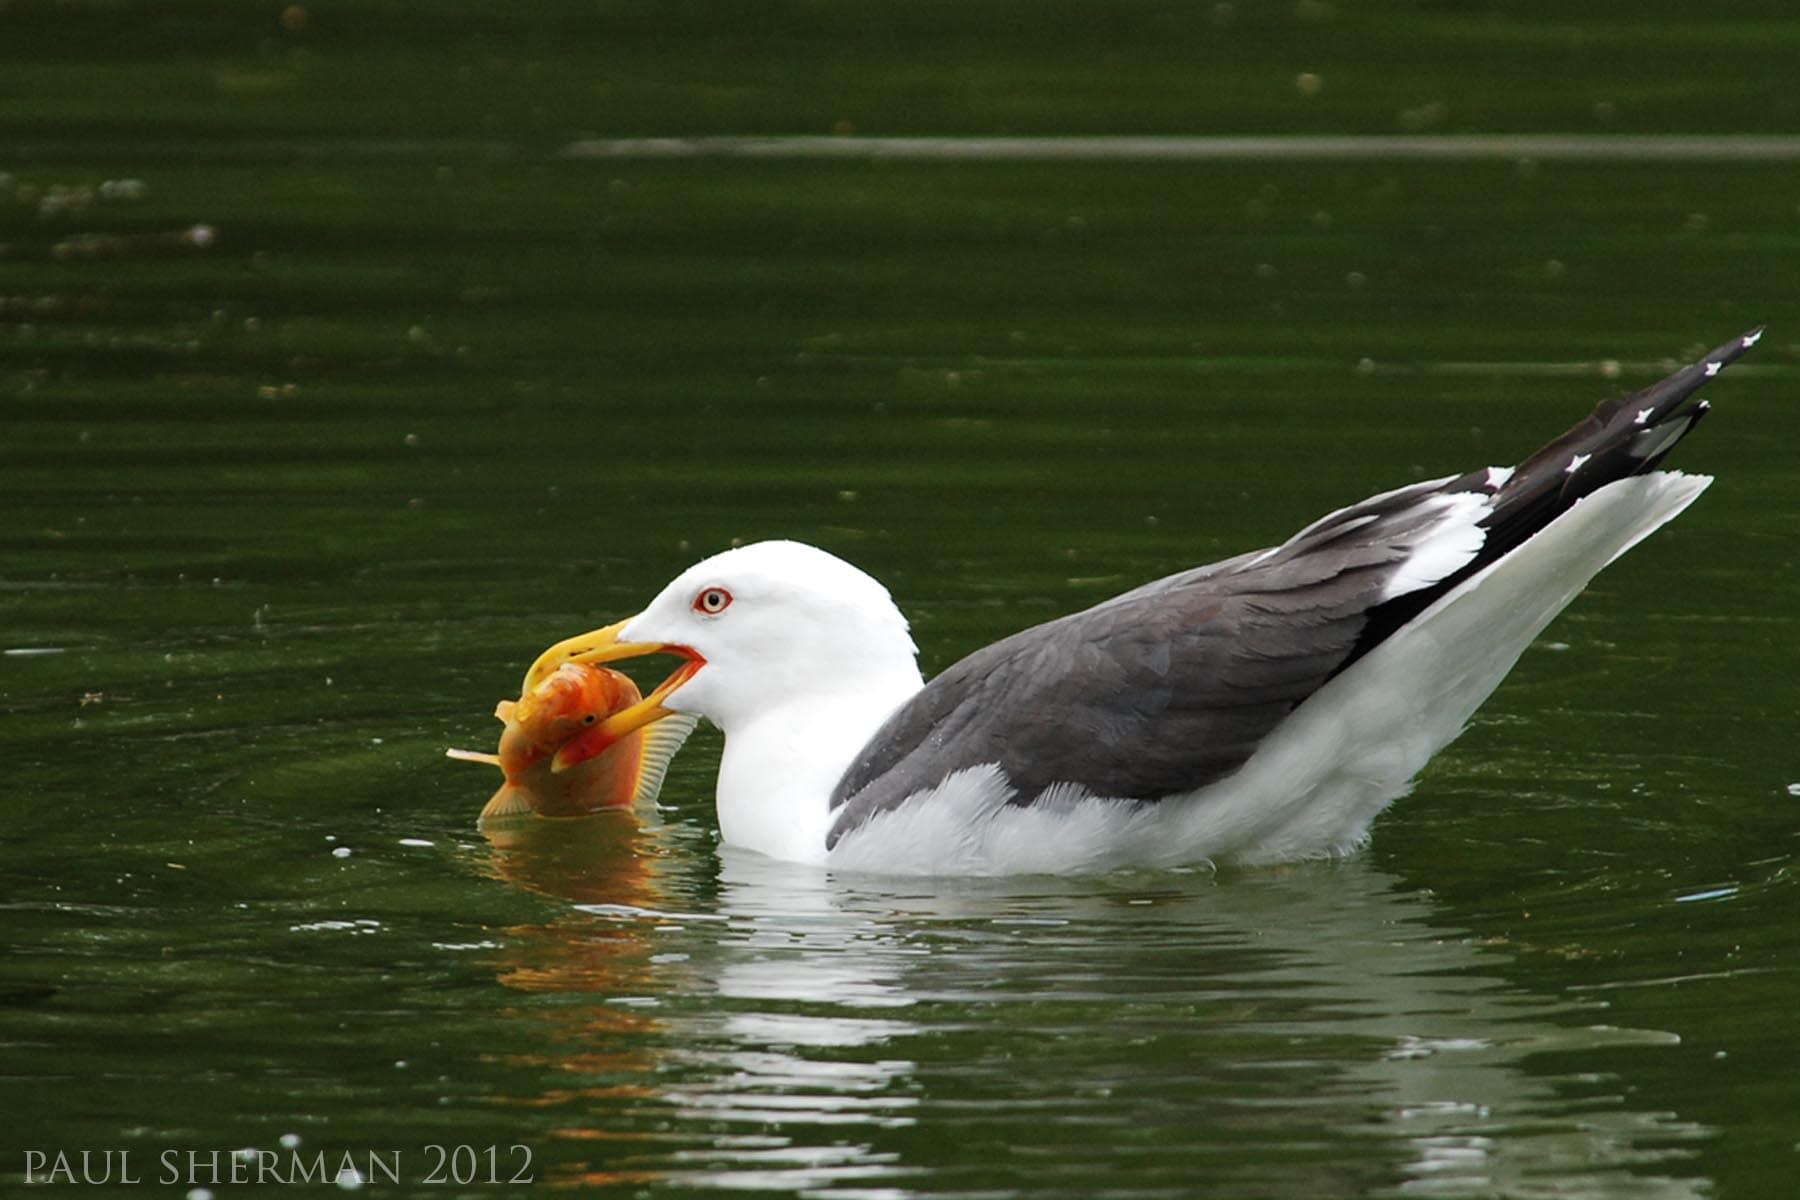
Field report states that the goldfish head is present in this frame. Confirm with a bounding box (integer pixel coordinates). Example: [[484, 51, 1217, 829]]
[[498, 663, 644, 778], [450, 657, 698, 824]]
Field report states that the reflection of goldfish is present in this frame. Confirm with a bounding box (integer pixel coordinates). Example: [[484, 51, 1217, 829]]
[[448, 663, 695, 822], [476, 806, 659, 902]]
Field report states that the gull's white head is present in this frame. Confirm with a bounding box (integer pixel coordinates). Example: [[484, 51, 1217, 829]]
[[522, 539, 922, 760], [621, 540, 919, 729], [522, 540, 925, 862]]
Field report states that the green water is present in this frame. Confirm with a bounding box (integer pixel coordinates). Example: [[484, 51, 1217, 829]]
[[5, 3, 1800, 1196]]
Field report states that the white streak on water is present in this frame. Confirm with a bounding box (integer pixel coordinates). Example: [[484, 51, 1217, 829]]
[[564, 134, 1800, 163]]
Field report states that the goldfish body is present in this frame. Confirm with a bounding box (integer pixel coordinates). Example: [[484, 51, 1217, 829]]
[[448, 663, 696, 822]]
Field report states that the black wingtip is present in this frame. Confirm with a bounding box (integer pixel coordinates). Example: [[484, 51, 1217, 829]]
[[1484, 327, 1748, 516], [1699, 326, 1764, 372], [1614, 326, 1759, 430]]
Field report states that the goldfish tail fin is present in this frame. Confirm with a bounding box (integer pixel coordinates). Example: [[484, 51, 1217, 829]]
[[479, 784, 537, 822], [632, 713, 700, 807], [445, 747, 504, 768]]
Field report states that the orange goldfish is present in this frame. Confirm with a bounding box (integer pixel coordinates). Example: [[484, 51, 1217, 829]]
[[448, 662, 696, 822]]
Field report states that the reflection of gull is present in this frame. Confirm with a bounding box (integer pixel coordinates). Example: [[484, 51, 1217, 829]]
[[658, 850, 921, 1178], [1196, 872, 1704, 1199], [468, 830, 1708, 1197], [639, 852, 1708, 1198]]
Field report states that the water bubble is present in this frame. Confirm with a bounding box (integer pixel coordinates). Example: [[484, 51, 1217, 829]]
[[1398, 100, 1448, 132]]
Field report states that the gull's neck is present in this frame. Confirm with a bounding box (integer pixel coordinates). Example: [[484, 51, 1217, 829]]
[[713, 668, 922, 864]]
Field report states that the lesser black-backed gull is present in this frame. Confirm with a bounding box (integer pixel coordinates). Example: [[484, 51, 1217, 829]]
[[525, 330, 1759, 874]]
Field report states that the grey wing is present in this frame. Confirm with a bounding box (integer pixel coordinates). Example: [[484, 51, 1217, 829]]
[[823, 490, 1445, 849]]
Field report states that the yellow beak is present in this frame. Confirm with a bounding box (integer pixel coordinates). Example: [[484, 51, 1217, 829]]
[[523, 619, 704, 772]]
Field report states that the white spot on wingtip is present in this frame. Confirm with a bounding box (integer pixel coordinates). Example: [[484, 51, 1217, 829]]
[[1704, 361, 1721, 377], [1565, 452, 1591, 474], [1633, 406, 1654, 425], [1483, 465, 1514, 489], [1743, 329, 1763, 347]]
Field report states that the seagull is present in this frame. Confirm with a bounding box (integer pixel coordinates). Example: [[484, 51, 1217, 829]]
[[526, 330, 1760, 875]]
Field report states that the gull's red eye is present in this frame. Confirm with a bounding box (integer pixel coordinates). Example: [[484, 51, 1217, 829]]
[[693, 586, 732, 615]]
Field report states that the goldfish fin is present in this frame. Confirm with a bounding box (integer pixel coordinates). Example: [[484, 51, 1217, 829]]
[[479, 784, 536, 821], [631, 713, 700, 806], [445, 747, 503, 768]]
